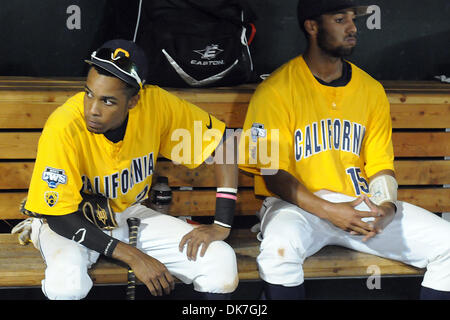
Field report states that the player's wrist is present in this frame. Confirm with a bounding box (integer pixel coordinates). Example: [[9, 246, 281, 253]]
[[112, 241, 142, 265], [211, 222, 232, 240], [315, 198, 335, 220], [379, 201, 397, 214], [213, 220, 232, 228], [214, 187, 237, 228]]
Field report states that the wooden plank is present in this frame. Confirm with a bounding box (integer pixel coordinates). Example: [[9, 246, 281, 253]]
[[392, 132, 450, 157], [0, 192, 27, 219], [1, 160, 448, 190], [398, 189, 450, 213], [0, 161, 255, 189], [2, 100, 449, 130], [0, 77, 85, 87], [1, 81, 448, 129], [0, 78, 445, 100], [303, 246, 424, 277], [2, 131, 448, 160], [2, 188, 449, 220], [381, 80, 450, 93], [394, 160, 450, 185], [0, 78, 443, 92], [5, 88, 447, 106], [0, 132, 40, 159], [387, 93, 450, 105], [194, 102, 248, 129], [0, 189, 263, 219], [169, 87, 254, 104], [0, 102, 58, 129], [0, 162, 34, 189], [168, 189, 263, 216], [0, 101, 249, 129], [176, 189, 450, 216], [0, 77, 447, 100], [0, 234, 46, 286], [0, 101, 247, 129], [154, 160, 450, 187], [155, 161, 255, 188], [0, 90, 79, 104], [0, 87, 253, 105], [391, 104, 450, 129]]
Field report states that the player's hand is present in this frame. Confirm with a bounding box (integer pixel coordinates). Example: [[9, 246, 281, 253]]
[[359, 195, 396, 242], [179, 223, 230, 261], [129, 249, 175, 296], [324, 196, 378, 236], [114, 242, 175, 296], [11, 218, 33, 245]]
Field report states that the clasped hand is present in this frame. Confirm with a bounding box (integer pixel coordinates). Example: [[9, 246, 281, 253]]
[[325, 194, 396, 242]]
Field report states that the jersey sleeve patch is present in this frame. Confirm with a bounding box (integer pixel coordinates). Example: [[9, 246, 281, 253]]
[[251, 123, 267, 142], [41, 167, 68, 189], [44, 191, 59, 207]]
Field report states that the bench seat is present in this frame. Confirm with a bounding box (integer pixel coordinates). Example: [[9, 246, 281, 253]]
[[0, 229, 424, 287]]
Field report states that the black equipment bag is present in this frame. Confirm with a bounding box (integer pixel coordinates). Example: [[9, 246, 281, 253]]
[[134, 0, 257, 88]]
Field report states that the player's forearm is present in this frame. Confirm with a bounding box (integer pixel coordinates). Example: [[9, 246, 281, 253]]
[[214, 163, 238, 189], [262, 170, 331, 219], [212, 132, 239, 228], [45, 212, 119, 256], [111, 241, 144, 267], [214, 130, 239, 189]]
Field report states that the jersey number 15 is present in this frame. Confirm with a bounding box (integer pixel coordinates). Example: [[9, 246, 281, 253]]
[[346, 167, 369, 196]]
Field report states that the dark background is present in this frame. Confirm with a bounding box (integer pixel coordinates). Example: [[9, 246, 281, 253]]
[[0, 0, 449, 81]]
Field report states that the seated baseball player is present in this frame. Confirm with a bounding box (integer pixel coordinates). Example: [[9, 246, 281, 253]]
[[238, 0, 450, 300], [16, 39, 239, 300]]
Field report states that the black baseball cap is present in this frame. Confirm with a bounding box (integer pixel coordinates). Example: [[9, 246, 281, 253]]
[[85, 39, 148, 89], [297, 0, 370, 26]]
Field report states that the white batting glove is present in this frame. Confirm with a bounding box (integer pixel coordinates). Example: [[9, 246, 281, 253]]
[[11, 218, 33, 245]]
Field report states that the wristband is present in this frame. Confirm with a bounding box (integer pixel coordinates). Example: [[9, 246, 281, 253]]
[[214, 188, 237, 228], [369, 175, 398, 212]]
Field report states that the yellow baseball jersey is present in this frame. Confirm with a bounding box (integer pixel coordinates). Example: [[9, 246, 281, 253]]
[[25, 85, 225, 215], [239, 55, 394, 197]]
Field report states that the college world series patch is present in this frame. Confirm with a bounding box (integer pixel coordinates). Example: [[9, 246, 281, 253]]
[[42, 166, 67, 189], [44, 191, 59, 207], [251, 123, 267, 142]]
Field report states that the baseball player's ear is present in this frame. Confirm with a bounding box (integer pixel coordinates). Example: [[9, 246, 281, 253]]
[[304, 19, 319, 37], [127, 93, 140, 110]]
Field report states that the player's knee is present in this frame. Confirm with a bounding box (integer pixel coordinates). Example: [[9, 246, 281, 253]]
[[42, 263, 92, 300], [196, 241, 239, 293], [435, 243, 450, 270], [257, 232, 306, 286], [422, 248, 450, 292], [260, 230, 306, 262]]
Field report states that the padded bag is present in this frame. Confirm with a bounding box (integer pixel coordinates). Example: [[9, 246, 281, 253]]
[[136, 0, 256, 87]]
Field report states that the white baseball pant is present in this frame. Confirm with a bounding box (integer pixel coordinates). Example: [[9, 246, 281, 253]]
[[256, 191, 450, 292], [30, 204, 238, 300]]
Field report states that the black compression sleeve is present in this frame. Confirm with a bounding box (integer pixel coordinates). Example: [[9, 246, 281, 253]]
[[45, 212, 119, 257]]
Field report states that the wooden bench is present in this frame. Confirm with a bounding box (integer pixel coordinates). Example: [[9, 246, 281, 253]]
[[1, 77, 449, 288]]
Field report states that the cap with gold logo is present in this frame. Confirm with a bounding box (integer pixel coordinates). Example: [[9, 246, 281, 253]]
[[85, 39, 148, 89]]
